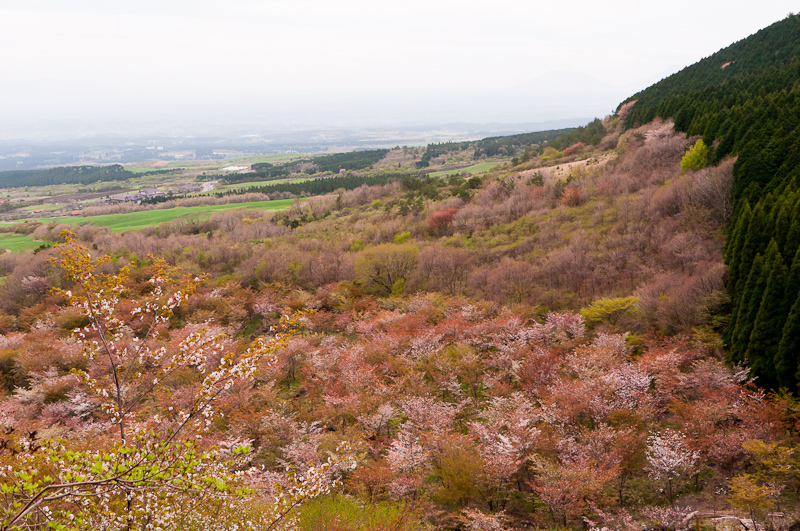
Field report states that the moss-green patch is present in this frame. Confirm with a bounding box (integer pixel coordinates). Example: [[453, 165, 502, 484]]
[[0, 233, 45, 252], [296, 495, 419, 531], [34, 199, 299, 232], [429, 162, 503, 178]]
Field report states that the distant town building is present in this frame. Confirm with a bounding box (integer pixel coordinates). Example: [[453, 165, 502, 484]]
[[138, 187, 163, 198], [178, 184, 202, 193], [107, 193, 140, 203], [106, 187, 164, 203]]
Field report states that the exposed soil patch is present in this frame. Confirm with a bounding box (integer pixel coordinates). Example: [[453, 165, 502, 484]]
[[517, 152, 614, 183]]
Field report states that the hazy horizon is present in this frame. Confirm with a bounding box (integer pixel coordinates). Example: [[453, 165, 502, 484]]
[[2, 1, 798, 140]]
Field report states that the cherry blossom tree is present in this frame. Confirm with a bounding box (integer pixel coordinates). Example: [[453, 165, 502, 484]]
[[530, 457, 618, 527], [645, 429, 699, 506]]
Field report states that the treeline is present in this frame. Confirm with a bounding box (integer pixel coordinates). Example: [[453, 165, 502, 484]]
[[416, 142, 471, 168], [624, 14, 800, 125], [306, 148, 389, 173], [217, 172, 405, 198], [623, 59, 800, 185], [0, 164, 134, 188], [131, 168, 181, 177], [620, 14, 800, 389], [548, 118, 606, 151], [239, 162, 291, 182]]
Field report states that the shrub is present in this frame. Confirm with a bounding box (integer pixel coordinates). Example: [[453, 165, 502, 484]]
[[580, 296, 640, 326], [354, 243, 419, 296], [426, 207, 458, 235]]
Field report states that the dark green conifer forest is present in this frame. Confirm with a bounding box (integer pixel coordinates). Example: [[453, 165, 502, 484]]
[[621, 14, 800, 390], [0, 164, 134, 187]]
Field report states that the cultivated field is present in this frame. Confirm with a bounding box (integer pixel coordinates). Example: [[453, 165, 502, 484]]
[[0, 233, 43, 252], [37, 198, 297, 232]]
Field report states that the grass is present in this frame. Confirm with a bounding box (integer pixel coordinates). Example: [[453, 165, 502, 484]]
[[36, 199, 298, 232], [429, 161, 503, 178], [0, 233, 46, 252], [20, 204, 61, 213], [125, 167, 176, 174]]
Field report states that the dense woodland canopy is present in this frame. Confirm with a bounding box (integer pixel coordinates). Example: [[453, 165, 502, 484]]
[[0, 165, 134, 188]]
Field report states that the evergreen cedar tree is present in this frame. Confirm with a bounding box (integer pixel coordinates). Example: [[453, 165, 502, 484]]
[[620, 14, 800, 391]]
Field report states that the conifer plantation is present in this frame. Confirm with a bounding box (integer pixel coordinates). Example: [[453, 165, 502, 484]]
[[623, 14, 800, 391], [5, 13, 800, 531]]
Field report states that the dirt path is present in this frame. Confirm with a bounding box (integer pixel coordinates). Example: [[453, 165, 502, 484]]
[[517, 152, 615, 183]]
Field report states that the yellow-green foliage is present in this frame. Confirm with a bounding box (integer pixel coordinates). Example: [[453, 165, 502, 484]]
[[741, 439, 800, 485], [541, 147, 564, 161], [580, 296, 639, 326], [680, 139, 708, 172], [727, 474, 778, 523], [354, 243, 419, 296], [433, 437, 482, 508], [296, 495, 419, 531]]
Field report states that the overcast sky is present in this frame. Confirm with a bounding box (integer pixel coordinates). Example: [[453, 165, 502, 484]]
[[1, 1, 798, 138]]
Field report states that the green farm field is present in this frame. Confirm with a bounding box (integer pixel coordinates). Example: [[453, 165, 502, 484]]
[[36, 198, 298, 232], [0, 233, 46, 252], [213, 176, 312, 192], [125, 167, 174, 174]]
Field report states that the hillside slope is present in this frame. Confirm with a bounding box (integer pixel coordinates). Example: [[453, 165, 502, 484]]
[[6, 17, 800, 530], [620, 14, 800, 390]]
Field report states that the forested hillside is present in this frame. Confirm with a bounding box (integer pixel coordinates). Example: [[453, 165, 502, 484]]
[[417, 123, 604, 167], [621, 13, 800, 391]]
